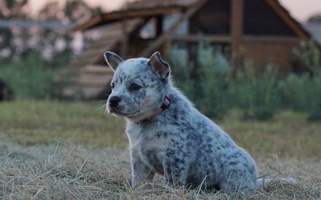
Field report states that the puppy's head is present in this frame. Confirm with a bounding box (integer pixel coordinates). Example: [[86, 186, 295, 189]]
[[104, 51, 170, 122]]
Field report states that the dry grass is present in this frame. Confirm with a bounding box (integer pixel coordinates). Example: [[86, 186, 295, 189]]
[[0, 100, 320, 199], [0, 142, 320, 199]]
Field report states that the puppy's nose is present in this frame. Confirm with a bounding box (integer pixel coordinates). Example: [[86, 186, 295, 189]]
[[109, 96, 121, 107]]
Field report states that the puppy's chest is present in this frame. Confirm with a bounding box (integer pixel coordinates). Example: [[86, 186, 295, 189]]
[[127, 124, 170, 173]]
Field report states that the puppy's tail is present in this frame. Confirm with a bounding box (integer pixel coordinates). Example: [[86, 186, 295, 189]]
[[256, 177, 297, 188]]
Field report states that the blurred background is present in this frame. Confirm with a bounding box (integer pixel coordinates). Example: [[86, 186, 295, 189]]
[[1, 2, 321, 198], [0, 0, 321, 120]]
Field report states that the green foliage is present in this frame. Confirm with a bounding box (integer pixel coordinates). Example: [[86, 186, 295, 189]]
[[169, 41, 321, 121], [293, 41, 321, 74], [291, 41, 321, 121], [277, 73, 309, 111], [232, 64, 279, 120], [169, 46, 198, 102], [306, 74, 321, 121], [170, 45, 231, 119], [0, 53, 68, 99], [196, 45, 231, 119]]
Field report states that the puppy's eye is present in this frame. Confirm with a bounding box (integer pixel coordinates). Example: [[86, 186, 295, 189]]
[[129, 84, 142, 91], [110, 82, 115, 89]]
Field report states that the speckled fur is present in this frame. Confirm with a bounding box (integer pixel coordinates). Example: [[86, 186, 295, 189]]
[[104, 51, 260, 194]]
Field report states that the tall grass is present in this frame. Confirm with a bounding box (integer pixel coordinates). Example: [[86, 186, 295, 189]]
[[170, 41, 321, 121]]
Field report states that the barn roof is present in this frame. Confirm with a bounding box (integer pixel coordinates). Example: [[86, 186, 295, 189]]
[[73, 0, 311, 40], [72, 0, 198, 32], [262, 0, 310, 40]]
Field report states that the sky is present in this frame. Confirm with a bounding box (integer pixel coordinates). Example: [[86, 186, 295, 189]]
[[29, 0, 321, 23]]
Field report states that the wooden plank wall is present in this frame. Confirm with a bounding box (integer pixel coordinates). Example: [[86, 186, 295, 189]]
[[243, 38, 299, 70], [79, 65, 114, 100], [62, 65, 114, 100]]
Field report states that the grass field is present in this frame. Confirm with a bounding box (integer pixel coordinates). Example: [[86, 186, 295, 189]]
[[0, 100, 320, 199]]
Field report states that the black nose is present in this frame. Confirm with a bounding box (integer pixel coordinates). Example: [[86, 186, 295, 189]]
[[109, 96, 121, 107]]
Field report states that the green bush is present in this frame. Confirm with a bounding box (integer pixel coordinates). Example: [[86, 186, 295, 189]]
[[293, 41, 321, 74], [196, 46, 231, 119], [306, 74, 321, 121], [292, 41, 321, 121], [170, 45, 231, 119], [231, 64, 279, 120], [278, 73, 309, 111], [169, 47, 199, 102], [278, 72, 321, 121], [169, 41, 321, 121], [0, 53, 67, 100]]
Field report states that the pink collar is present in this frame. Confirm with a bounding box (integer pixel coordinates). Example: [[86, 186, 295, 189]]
[[140, 95, 171, 122]]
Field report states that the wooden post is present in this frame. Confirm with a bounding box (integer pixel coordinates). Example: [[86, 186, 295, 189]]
[[230, 0, 244, 77], [155, 15, 163, 37], [121, 18, 129, 58], [188, 42, 199, 79], [163, 39, 172, 59]]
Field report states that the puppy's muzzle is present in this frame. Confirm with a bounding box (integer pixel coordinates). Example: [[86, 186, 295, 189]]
[[109, 96, 121, 108]]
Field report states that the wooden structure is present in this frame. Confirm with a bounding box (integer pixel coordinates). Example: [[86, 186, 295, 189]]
[[68, 0, 317, 100]]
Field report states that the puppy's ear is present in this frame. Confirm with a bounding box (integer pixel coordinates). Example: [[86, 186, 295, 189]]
[[104, 51, 123, 71], [148, 51, 170, 79]]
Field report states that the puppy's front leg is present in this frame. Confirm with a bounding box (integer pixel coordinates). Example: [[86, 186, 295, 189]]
[[164, 152, 189, 186], [131, 154, 155, 187]]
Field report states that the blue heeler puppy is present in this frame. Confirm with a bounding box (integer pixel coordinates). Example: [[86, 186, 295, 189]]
[[104, 51, 295, 194]]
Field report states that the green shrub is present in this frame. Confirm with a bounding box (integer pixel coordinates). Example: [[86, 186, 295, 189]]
[[305, 73, 321, 121], [277, 73, 310, 111], [293, 41, 321, 74], [279, 72, 321, 121], [169, 42, 321, 121], [196, 45, 231, 119], [169, 45, 231, 119], [231, 64, 279, 120], [292, 41, 321, 121], [169, 46, 199, 102], [0, 53, 67, 100]]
